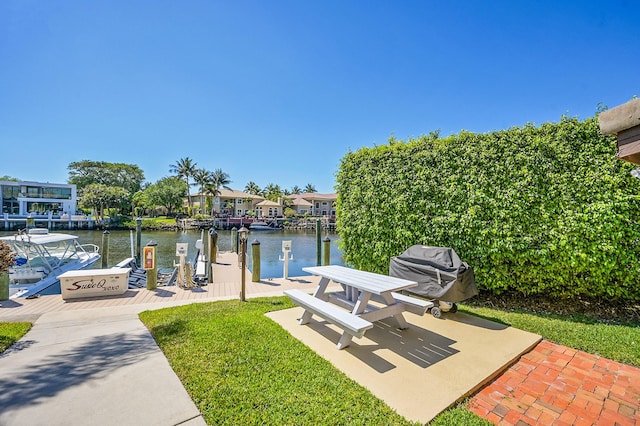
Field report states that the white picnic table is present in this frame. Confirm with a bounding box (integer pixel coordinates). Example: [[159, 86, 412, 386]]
[[285, 265, 432, 349]]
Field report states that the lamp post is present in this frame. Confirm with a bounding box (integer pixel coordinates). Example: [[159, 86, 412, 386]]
[[238, 225, 248, 302]]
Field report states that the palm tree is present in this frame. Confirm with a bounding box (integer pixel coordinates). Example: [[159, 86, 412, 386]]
[[304, 183, 317, 193], [193, 168, 213, 215], [290, 185, 302, 195], [206, 169, 232, 215], [169, 157, 197, 214], [263, 183, 283, 201], [244, 181, 261, 195]]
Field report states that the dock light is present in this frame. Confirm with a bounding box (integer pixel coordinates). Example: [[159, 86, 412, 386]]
[[239, 226, 249, 301]]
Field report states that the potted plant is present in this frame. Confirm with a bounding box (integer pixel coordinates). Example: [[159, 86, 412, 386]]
[[0, 240, 16, 300]]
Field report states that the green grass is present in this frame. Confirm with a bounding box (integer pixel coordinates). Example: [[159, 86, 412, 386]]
[[0, 322, 31, 353], [139, 297, 421, 425], [139, 296, 639, 425], [459, 304, 640, 367]]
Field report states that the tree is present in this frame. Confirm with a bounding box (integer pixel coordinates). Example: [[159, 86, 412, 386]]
[[244, 181, 261, 195], [290, 185, 302, 195], [193, 168, 213, 215], [205, 169, 232, 215], [68, 160, 145, 194], [304, 183, 317, 193], [169, 157, 197, 214], [80, 183, 130, 219], [0, 176, 19, 182], [262, 183, 283, 201], [144, 177, 188, 216], [130, 190, 148, 217]]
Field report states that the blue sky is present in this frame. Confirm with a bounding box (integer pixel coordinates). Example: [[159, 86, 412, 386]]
[[1, 1, 638, 194]]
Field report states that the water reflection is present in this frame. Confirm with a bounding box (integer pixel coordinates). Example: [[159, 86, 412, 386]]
[[0, 229, 344, 278]]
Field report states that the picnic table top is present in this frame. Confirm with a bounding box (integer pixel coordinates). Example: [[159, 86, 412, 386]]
[[303, 265, 417, 295]]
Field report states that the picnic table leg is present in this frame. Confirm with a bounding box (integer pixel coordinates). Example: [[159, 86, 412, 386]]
[[313, 276, 331, 300], [380, 293, 410, 329], [300, 277, 332, 324], [299, 310, 313, 325], [336, 333, 354, 350], [352, 292, 372, 315]]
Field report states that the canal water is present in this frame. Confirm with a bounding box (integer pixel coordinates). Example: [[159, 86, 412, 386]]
[[0, 229, 344, 279]]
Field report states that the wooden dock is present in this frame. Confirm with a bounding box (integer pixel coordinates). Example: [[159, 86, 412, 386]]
[[0, 252, 332, 321]]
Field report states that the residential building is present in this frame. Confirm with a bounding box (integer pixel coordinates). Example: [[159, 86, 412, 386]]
[[1, 180, 78, 216], [289, 193, 337, 216]]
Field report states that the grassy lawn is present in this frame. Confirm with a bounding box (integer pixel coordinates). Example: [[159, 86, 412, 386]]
[[0, 322, 31, 353], [139, 296, 639, 425], [459, 304, 640, 367]]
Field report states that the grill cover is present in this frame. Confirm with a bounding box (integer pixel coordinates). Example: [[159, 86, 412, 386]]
[[389, 245, 477, 302]]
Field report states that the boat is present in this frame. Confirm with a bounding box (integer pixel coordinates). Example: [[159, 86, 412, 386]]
[[1, 228, 101, 299], [249, 221, 283, 231]]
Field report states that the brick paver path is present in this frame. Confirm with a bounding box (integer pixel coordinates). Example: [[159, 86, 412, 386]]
[[469, 340, 640, 425]]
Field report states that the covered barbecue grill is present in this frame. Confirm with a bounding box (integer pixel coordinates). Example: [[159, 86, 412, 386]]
[[389, 245, 477, 317]]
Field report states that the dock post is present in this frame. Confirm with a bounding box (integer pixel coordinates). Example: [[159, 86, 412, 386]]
[[323, 236, 331, 266], [101, 230, 110, 268], [208, 228, 217, 263], [135, 218, 142, 265], [207, 228, 217, 282], [251, 240, 261, 282], [316, 218, 321, 266], [144, 240, 158, 290], [231, 226, 238, 253]]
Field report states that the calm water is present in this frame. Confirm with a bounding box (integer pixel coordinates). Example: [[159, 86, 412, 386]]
[[0, 229, 344, 278]]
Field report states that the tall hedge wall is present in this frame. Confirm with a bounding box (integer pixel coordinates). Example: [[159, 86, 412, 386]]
[[335, 116, 640, 301]]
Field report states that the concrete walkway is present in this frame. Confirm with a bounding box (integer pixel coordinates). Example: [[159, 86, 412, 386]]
[[0, 304, 206, 426]]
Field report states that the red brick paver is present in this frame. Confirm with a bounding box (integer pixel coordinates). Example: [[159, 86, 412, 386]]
[[469, 340, 640, 425]]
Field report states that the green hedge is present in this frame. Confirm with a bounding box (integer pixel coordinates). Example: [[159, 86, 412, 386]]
[[336, 116, 640, 300]]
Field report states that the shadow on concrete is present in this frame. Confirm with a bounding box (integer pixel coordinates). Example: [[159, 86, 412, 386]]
[[0, 332, 156, 412], [306, 318, 459, 373], [0, 299, 24, 309]]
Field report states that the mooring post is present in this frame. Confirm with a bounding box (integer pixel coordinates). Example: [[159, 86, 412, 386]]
[[135, 217, 142, 265], [145, 240, 158, 290], [208, 228, 218, 263], [323, 236, 331, 266], [316, 218, 321, 266], [101, 230, 110, 268], [231, 226, 238, 253], [251, 240, 261, 282], [207, 228, 217, 282]]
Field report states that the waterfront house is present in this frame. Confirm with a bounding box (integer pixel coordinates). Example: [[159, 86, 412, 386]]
[[187, 189, 266, 216], [1, 180, 78, 216], [255, 199, 282, 218], [289, 196, 313, 215], [289, 193, 337, 217]]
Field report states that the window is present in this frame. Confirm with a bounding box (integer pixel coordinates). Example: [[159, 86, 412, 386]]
[[237, 199, 243, 205], [1, 185, 20, 200], [322, 201, 327, 206]]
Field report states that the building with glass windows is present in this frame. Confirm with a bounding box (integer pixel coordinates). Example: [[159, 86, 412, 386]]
[[1, 181, 78, 217]]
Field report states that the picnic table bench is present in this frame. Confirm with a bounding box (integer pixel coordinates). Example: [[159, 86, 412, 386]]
[[285, 265, 433, 349]]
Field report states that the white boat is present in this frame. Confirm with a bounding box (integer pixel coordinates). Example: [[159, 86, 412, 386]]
[[1, 228, 101, 299], [249, 221, 283, 231]]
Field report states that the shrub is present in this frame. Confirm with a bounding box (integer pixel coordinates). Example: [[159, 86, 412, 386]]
[[336, 116, 640, 300]]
